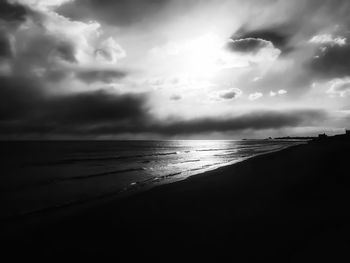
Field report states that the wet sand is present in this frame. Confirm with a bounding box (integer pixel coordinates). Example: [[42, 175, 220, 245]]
[[2, 138, 350, 262]]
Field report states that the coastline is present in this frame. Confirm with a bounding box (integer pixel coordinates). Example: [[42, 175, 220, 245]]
[[2, 139, 350, 261], [0, 140, 301, 221]]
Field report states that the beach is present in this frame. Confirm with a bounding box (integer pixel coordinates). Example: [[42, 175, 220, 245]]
[[2, 138, 350, 262], [2, 0, 350, 261]]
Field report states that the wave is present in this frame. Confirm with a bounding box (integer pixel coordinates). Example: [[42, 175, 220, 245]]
[[55, 168, 146, 182], [0, 171, 184, 221], [2, 167, 146, 193], [0, 159, 237, 221], [1, 141, 302, 221], [178, 159, 201, 164], [196, 148, 226, 152], [196, 147, 240, 153], [127, 172, 182, 189], [28, 152, 179, 166]]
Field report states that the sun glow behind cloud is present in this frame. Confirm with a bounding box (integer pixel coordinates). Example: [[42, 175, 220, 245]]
[[149, 32, 281, 80], [150, 33, 230, 78], [142, 27, 285, 120], [1, 0, 350, 138]]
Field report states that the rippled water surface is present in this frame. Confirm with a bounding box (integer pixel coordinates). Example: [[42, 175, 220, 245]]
[[0, 140, 303, 218]]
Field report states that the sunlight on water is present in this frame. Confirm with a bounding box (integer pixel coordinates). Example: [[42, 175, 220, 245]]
[[0, 140, 302, 219]]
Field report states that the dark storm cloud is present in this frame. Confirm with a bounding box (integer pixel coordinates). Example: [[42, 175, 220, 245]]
[[0, 74, 326, 138], [0, 77, 43, 121], [54, 42, 77, 63], [45, 91, 147, 125], [41, 68, 128, 84], [228, 0, 350, 94], [231, 26, 292, 54], [0, 0, 28, 22], [44, 69, 70, 82], [18, 34, 78, 66], [219, 89, 241, 100], [310, 44, 350, 78], [72, 109, 326, 137], [0, 0, 344, 138], [147, 110, 326, 135], [56, 0, 172, 27], [226, 38, 271, 54], [0, 33, 12, 58], [0, 76, 149, 136], [234, 0, 350, 58], [0, 1, 134, 138], [76, 69, 127, 84]]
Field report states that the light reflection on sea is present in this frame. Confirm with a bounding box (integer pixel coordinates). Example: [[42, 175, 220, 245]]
[[0, 140, 303, 219]]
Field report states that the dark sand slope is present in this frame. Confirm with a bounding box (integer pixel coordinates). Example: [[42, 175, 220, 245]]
[[3, 139, 350, 262]]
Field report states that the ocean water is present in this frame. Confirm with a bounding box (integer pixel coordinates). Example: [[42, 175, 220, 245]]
[[0, 140, 302, 219]]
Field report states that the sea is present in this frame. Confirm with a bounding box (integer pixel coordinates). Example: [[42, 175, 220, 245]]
[[0, 140, 303, 219]]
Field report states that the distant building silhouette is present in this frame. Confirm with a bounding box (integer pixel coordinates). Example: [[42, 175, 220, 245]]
[[311, 129, 350, 143], [318, 133, 328, 139]]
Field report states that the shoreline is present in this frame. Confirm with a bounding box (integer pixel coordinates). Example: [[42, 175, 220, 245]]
[[3, 139, 350, 261], [0, 141, 302, 224]]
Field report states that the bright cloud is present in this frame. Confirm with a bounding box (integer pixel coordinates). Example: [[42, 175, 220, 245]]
[[309, 34, 347, 46], [327, 78, 350, 97], [11, 0, 73, 10], [270, 90, 287, 97], [278, 89, 287, 95], [95, 37, 127, 64], [249, 92, 263, 101], [150, 32, 281, 79], [2, 0, 350, 138]]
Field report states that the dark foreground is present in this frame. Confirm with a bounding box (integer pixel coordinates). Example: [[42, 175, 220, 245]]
[[2, 138, 350, 262]]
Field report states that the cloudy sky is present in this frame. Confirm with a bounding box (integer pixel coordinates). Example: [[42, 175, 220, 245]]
[[1, 0, 350, 139]]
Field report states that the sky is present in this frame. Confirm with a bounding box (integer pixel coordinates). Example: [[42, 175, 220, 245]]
[[1, 0, 350, 139]]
